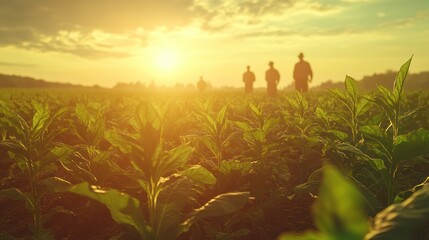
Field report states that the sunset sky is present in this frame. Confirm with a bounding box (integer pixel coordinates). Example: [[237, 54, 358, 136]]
[[1, 0, 428, 88]]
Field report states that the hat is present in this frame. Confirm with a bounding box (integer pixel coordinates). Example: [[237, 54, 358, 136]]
[[298, 52, 304, 57]]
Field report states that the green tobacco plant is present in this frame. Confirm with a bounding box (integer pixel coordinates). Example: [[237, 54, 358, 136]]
[[236, 103, 289, 183], [280, 165, 429, 240], [70, 102, 250, 240], [284, 92, 316, 136], [360, 56, 429, 205], [193, 101, 236, 168], [60, 103, 112, 184], [315, 106, 348, 142], [234, 103, 278, 163], [365, 180, 429, 240], [281, 93, 324, 163], [280, 93, 325, 190], [319, 56, 428, 210], [0, 100, 72, 239], [330, 76, 371, 144]]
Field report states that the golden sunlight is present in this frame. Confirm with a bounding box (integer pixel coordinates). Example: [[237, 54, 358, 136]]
[[154, 48, 180, 72]]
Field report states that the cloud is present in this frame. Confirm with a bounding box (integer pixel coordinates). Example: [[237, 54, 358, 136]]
[[233, 26, 365, 39], [0, 0, 378, 57], [234, 29, 298, 39], [194, 0, 340, 32], [0, 0, 194, 58], [1, 0, 308, 56], [341, 0, 370, 3], [378, 8, 429, 28], [0, 0, 195, 33], [0, 61, 37, 68]]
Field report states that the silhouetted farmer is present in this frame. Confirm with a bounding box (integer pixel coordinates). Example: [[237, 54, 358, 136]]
[[243, 65, 256, 93], [293, 53, 313, 93], [265, 61, 280, 97], [197, 76, 207, 92]]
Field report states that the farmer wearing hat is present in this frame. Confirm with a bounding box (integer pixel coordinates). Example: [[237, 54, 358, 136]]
[[293, 53, 313, 93]]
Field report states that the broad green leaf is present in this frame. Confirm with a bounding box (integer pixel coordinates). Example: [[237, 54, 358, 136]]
[[141, 123, 162, 158], [31, 102, 50, 137], [188, 191, 249, 222], [262, 117, 278, 133], [376, 85, 395, 108], [293, 181, 320, 197], [75, 104, 105, 145], [180, 165, 217, 185], [356, 98, 371, 116], [314, 165, 368, 240], [326, 130, 348, 141], [393, 128, 429, 163], [348, 176, 383, 216], [219, 160, 253, 175], [293, 167, 325, 196], [68, 182, 153, 239], [0, 187, 30, 203], [155, 178, 194, 240], [360, 125, 392, 157], [8, 151, 29, 171], [369, 158, 387, 172], [104, 131, 140, 154], [365, 184, 429, 240], [155, 144, 193, 178], [37, 177, 71, 193], [330, 89, 351, 112], [360, 125, 388, 142], [136, 102, 163, 132], [50, 145, 74, 162], [345, 75, 358, 100], [216, 106, 228, 125], [316, 107, 329, 127], [75, 104, 92, 126], [393, 56, 413, 101], [200, 135, 219, 157], [202, 113, 217, 135], [233, 121, 252, 132], [249, 103, 261, 118], [244, 129, 265, 144], [324, 142, 372, 161]]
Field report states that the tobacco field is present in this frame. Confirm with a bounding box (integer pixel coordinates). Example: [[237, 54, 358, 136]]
[[1, 58, 429, 240]]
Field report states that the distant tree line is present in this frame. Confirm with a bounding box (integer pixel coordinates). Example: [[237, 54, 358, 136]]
[[310, 71, 429, 92], [0, 74, 86, 88], [1, 71, 429, 91]]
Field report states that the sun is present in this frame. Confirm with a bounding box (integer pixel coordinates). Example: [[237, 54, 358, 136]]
[[154, 48, 180, 72]]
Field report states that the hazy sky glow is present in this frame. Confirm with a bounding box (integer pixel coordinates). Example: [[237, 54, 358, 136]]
[[1, 0, 428, 88]]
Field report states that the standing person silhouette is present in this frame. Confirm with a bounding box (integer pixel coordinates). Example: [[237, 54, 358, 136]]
[[197, 76, 207, 93], [293, 53, 313, 93], [243, 65, 256, 93], [265, 61, 280, 97]]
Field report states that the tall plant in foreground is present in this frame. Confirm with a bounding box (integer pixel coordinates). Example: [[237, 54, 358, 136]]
[[360, 55, 429, 205], [279, 165, 369, 240], [70, 102, 250, 240], [279, 165, 429, 240], [0, 101, 72, 239]]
